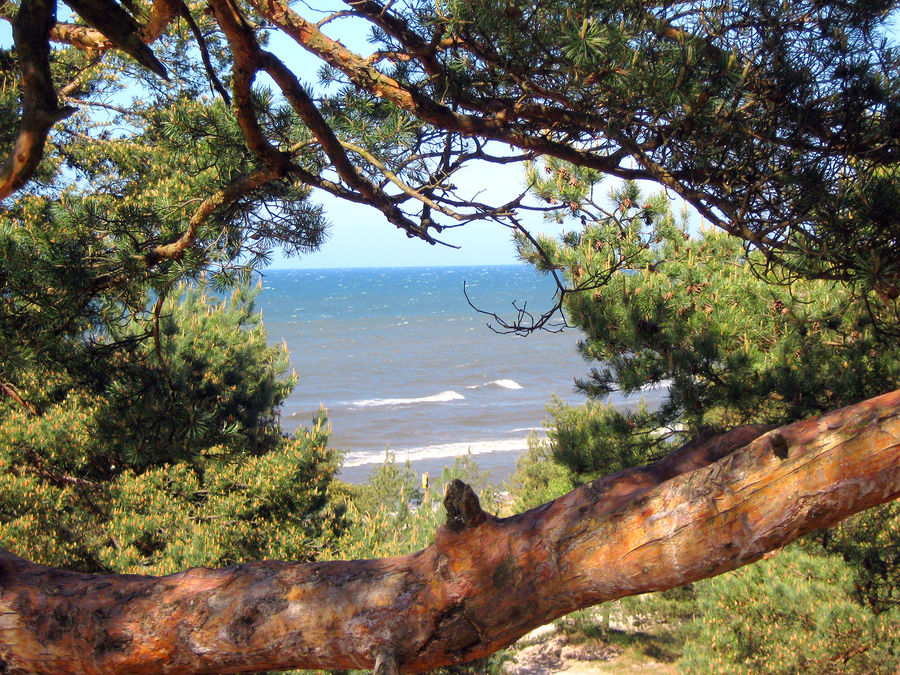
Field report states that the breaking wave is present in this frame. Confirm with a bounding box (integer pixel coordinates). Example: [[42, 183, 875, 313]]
[[466, 378, 524, 390], [347, 390, 465, 408], [341, 437, 531, 468]]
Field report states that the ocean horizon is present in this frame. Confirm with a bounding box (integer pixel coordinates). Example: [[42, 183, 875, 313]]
[[256, 265, 665, 484]]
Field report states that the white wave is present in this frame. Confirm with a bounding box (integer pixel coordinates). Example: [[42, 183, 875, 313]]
[[465, 378, 524, 391], [342, 437, 531, 468], [489, 379, 523, 390], [348, 390, 465, 408]]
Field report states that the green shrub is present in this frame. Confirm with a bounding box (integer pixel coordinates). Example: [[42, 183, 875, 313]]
[[513, 175, 900, 671], [813, 501, 900, 615], [0, 283, 343, 574], [506, 434, 575, 511], [337, 453, 500, 560], [681, 545, 900, 674]]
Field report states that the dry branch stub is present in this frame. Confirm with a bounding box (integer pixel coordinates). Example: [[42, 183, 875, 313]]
[[443, 479, 487, 531], [374, 648, 400, 675]]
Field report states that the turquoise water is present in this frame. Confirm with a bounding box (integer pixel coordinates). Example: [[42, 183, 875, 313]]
[[256, 265, 662, 483]]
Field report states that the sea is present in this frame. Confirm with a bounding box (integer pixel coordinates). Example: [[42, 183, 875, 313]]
[[256, 265, 665, 484]]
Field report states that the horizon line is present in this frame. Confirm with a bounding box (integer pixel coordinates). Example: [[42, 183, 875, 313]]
[[264, 261, 528, 272]]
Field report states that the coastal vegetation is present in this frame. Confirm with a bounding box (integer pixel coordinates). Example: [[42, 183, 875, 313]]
[[1, 0, 899, 672], [507, 178, 900, 672]]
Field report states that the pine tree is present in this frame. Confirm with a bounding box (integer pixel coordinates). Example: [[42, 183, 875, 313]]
[[0, 39, 340, 573], [1, 1, 899, 671], [513, 167, 900, 671], [0, 281, 344, 574]]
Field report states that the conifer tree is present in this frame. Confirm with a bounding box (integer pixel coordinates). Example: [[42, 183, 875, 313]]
[[0, 35, 341, 573], [513, 167, 900, 670], [0, 280, 343, 574], [517, 170, 900, 472], [4, 0, 897, 299], [1, 0, 899, 672]]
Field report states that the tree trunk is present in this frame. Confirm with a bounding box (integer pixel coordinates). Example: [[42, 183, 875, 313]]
[[2, 390, 899, 675]]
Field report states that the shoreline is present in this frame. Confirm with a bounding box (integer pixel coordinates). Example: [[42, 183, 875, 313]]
[[336, 445, 526, 486], [333, 389, 671, 486]]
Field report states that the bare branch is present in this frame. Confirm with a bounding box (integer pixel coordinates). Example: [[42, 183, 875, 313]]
[[463, 218, 571, 334], [176, 0, 231, 104], [0, 381, 37, 415]]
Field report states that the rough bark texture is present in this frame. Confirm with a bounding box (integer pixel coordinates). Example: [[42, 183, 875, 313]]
[[1, 390, 899, 675]]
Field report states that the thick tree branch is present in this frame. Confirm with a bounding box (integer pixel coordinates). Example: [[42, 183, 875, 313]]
[[47, 21, 109, 50], [0, 0, 180, 201], [0, 0, 76, 202], [141, 0, 180, 46], [1, 390, 898, 674], [247, 0, 637, 178], [258, 50, 439, 242], [60, 0, 168, 76], [210, 0, 451, 243], [39, 0, 177, 53]]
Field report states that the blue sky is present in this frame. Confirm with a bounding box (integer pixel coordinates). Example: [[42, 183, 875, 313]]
[[272, 158, 563, 269], [279, 195, 530, 269]]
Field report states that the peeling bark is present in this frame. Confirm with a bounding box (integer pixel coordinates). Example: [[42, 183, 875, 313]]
[[1, 390, 899, 674]]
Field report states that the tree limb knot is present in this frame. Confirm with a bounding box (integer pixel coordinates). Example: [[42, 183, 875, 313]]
[[443, 480, 486, 532], [769, 432, 790, 460]]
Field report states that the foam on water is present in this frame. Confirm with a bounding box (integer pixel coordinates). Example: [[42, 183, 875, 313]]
[[347, 390, 466, 408], [489, 379, 523, 390], [341, 437, 531, 467], [465, 378, 524, 390], [640, 378, 674, 391], [257, 266, 592, 482]]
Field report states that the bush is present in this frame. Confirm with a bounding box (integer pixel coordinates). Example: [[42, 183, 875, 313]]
[[0, 283, 343, 573], [512, 176, 900, 671], [814, 501, 900, 615], [506, 434, 575, 511], [681, 545, 900, 674], [336, 453, 500, 560]]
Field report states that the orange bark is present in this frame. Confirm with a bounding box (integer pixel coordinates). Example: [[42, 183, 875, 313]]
[[1, 390, 899, 674]]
